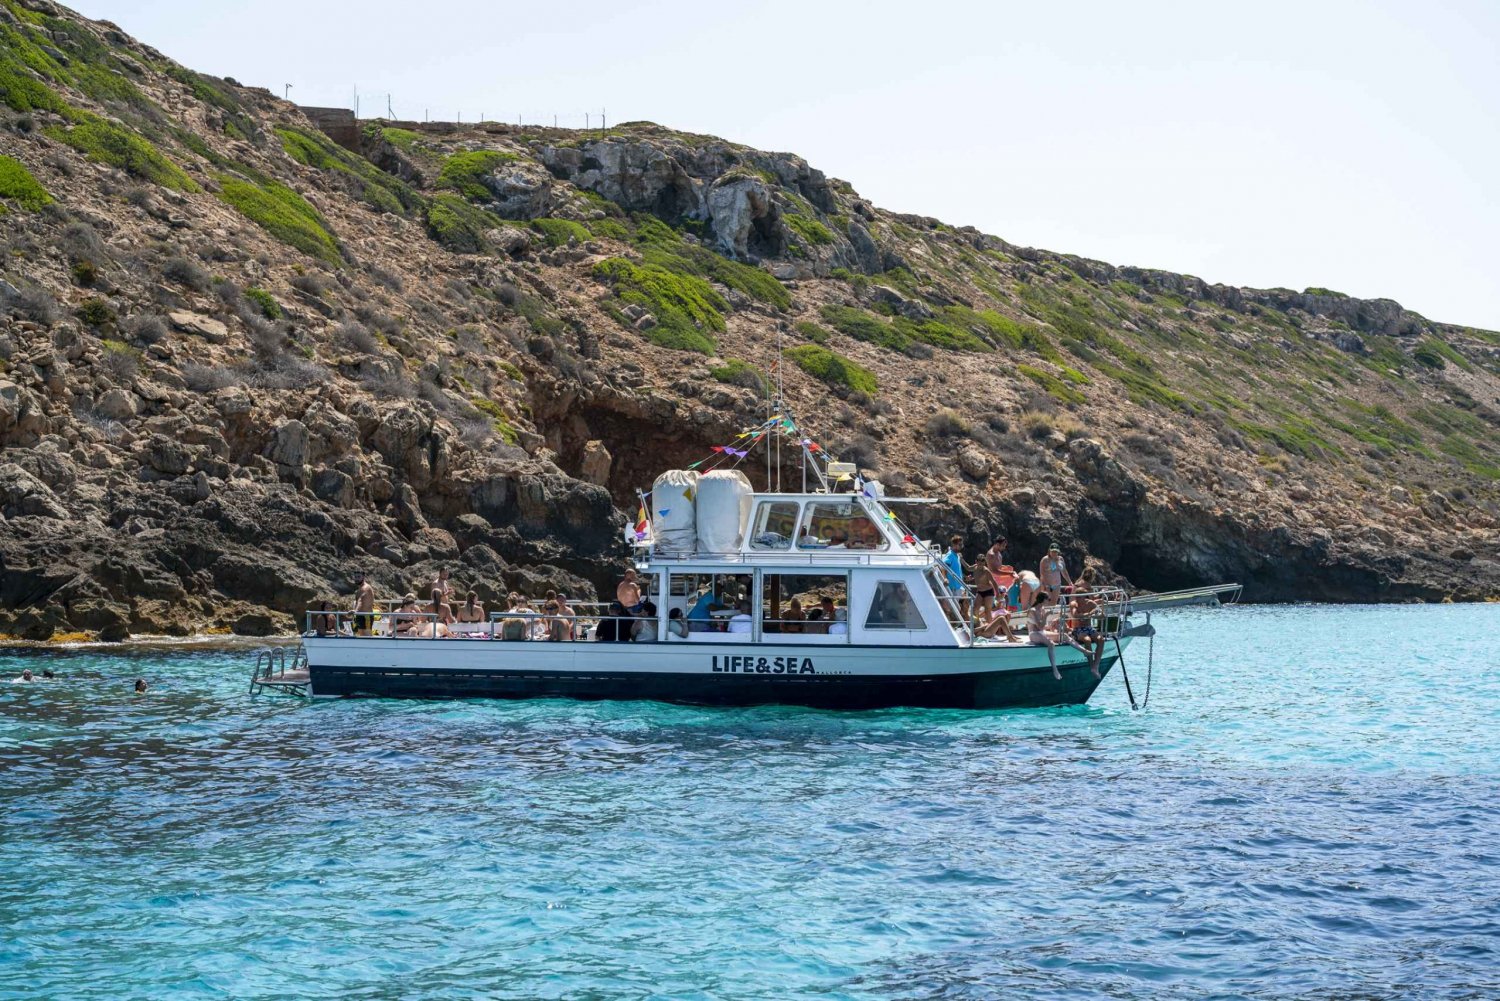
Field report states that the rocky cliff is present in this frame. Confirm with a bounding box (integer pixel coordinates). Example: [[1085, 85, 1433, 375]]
[[0, 0, 1496, 640]]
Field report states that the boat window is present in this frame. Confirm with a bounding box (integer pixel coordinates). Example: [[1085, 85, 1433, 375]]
[[749, 501, 800, 550], [865, 581, 926, 630], [667, 571, 755, 636], [761, 573, 849, 636], [797, 501, 889, 551]]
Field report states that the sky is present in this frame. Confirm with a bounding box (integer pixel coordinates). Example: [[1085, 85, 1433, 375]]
[[74, 0, 1500, 330]]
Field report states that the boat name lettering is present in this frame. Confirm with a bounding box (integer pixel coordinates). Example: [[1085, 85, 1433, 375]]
[[712, 655, 816, 674]]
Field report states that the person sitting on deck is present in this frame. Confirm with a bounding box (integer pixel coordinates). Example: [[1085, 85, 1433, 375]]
[[632, 601, 659, 642], [1065, 587, 1106, 677], [668, 607, 689, 638], [311, 600, 338, 637], [728, 600, 753, 634], [782, 598, 806, 634], [390, 593, 420, 634], [455, 591, 485, 624], [819, 596, 848, 635], [617, 569, 644, 614], [1026, 591, 1063, 681], [974, 602, 1019, 642], [554, 592, 577, 641], [500, 593, 529, 641]]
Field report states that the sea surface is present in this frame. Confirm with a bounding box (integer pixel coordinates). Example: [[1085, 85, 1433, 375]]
[[1, 604, 1497, 1000]]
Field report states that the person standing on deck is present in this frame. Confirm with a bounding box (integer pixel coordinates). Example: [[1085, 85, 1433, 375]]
[[617, 568, 644, 614], [1039, 544, 1072, 605], [352, 574, 375, 636], [430, 568, 454, 601], [976, 538, 1008, 617], [941, 536, 969, 620]]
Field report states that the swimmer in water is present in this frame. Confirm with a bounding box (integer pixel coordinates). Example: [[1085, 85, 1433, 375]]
[[14, 669, 33, 683], [134, 678, 148, 694]]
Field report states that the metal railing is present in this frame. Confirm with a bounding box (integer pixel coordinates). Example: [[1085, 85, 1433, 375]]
[[302, 608, 660, 642]]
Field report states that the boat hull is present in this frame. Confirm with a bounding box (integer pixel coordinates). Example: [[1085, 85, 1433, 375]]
[[302, 638, 1125, 710]]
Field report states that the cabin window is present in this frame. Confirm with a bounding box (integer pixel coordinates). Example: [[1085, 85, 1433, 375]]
[[798, 501, 889, 551], [761, 573, 849, 636], [667, 571, 755, 635], [865, 581, 926, 630], [749, 501, 801, 550]]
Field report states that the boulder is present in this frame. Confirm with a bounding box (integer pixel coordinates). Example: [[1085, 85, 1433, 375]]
[[67, 599, 131, 641], [412, 526, 459, 560], [168, 311, 229, 343], [311, 467, 356, 508], [478, 160, 555, 220], [144, 434, 190, 475], [209, 552, 325, 610], [705, 173, 779, 258], [0, 463, 68, 519], [957, 447, 991, 482], [231, 607, 295, 636], [96, 390, 138, 420], [268, 419, 310, 469], [579, 440, 612, 486]]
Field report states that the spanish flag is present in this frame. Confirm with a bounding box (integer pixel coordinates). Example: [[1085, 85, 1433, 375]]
[[634, 503, 650, 541]]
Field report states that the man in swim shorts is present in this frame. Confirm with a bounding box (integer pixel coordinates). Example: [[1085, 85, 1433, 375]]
[[617, 568, 644, 614], [352, 574, 375, 636]]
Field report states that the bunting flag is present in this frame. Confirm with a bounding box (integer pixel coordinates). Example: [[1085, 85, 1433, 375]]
[[884, 511, 895, 521], [658, 508, 670, 517], [683, 486, 695, 502], [728, 448, 749, 458], [835, 473, 852, 483], [711, 446, 726, 453], [687, 459, 705, 469]]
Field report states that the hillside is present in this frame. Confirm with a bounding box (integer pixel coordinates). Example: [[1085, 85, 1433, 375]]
[[0, 0, 1496, 640]]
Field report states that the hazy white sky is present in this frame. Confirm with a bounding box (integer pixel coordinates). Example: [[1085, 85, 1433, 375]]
[[77, 0, 1500, 329]]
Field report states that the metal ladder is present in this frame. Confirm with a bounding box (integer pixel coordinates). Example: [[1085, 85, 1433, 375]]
[[248, 645, 310, 696]]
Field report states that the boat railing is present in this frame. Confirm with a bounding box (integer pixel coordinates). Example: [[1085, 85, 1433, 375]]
[[760, 617, 851, 641], [301, 608, 659, 642]]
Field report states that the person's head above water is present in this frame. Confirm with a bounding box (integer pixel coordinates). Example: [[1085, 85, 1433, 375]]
[[134, 678, 147, 693], [21, 669, 32, 681]]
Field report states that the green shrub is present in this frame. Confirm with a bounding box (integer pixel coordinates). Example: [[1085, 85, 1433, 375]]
[[820, 304, 909, 351], [1414, 337, 1472, 372], [925, 409, 972, 438], [425, 194, 511, 254], [709, 358, 768, 394], [593, 256, 726, 353], [531, 217, 591, 247], [786, 344, 878, 396], [0, 154, 51, 211], [366, 124, 424, 151], [587, 217, 630, 240], [216, 175, 341, 264], [1018, 364, 1086, 404], [471, 397, 520, 444], [436, 150, 519, 202], [786, 213, 834, 246], [76, 297, 116, 328], [514, 293, 566, 338], [71, 260, 98, 286], [275, 125, 418, 214], [243, 286, 282, 319], [794, 321, 830, 344], [891, 315, 991, 352], [45, 115, 196, 191]]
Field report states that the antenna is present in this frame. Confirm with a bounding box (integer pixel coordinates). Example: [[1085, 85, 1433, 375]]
[[387, 95, 393, 118], [284, 83, 292, 101]]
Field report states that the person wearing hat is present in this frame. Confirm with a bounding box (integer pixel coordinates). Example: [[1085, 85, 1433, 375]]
[[1039, 544, 1072, 605]]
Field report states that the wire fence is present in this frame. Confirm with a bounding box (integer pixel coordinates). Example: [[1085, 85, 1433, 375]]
[[348, 92, 610, 129]]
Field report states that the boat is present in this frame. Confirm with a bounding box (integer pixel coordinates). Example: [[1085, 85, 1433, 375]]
[[291, 402, 1238, 709]]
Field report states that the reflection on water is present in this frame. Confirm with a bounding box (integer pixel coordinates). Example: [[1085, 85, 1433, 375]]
[[1, 605, 1498, 999]]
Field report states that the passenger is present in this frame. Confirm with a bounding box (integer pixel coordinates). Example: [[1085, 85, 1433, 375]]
[[805, 608, 827, 634], [1026, 590, 1063, 681], [1015, 568, 1041, 610], [134, 677, 148, 693], [976, 539, 1008, 617], [456, 591, 485, 624], [352, 574, 375, 637], [596, 600, 622, 642], [42, 669, 54, 679], [554, 592, 576, 641], [825, 596, 849, 636], [14, 669, 33, 683], [417, 591, 452, 638], [992, 565, 1017, 612], [543, 600, 565, 642], [686, 585, 717, 632], [617, 569, 644, 614], [728, 600, 753, 634], [632, 601, 659, 642], [668, 607, 689, 638], [941, 535, 969, 619], [783, 598, 806, 634], [500, 593, 528, 641], [827, 531, 849, 549], [431, 589, 455, 626], [974, 604, 1019, 642], [311, 600, 338, 637], [1066, 589, 1106, 676], [391, 593, 419, 634], [430, 567, 454, 601], [1039, 544, 1073, 604]]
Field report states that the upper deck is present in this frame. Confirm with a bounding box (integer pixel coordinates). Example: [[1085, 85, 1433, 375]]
[[637, 489, 939, 571]]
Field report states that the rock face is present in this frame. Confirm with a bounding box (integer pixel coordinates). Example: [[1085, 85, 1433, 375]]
[[705, 174, 781, 259]]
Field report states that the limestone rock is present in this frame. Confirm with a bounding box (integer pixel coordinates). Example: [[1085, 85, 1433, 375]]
[[0, 463, 68, 518], [168, 311, 229, 343], [579, 440, 612, 486], [958, 447, 991, 482], [268, 419, 310, 469], [705, 173, 779, 258]]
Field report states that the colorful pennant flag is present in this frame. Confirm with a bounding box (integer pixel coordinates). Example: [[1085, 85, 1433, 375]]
[[634, 504, 650, 541]]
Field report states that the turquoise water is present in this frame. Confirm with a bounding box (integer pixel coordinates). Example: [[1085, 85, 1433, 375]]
[[2, 604, 1498, 999]]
